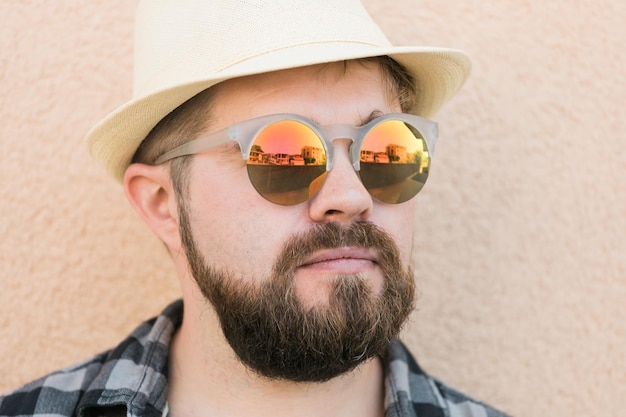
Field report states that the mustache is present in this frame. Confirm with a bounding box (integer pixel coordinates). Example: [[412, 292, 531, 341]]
[[273, 221, 401, 277]]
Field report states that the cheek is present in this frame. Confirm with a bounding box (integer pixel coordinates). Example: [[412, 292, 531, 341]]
[[187, 164, 306, 276], [185, 163, 256, 263], [374, 201, 416, 265]]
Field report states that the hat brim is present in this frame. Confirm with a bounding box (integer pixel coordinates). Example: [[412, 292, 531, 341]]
[[86, 43, 471, 183]]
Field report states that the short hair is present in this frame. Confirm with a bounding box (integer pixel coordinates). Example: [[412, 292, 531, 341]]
[[132, 56, 417, 197]]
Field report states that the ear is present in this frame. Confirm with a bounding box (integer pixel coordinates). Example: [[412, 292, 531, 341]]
[[124, 163, 182, 252]]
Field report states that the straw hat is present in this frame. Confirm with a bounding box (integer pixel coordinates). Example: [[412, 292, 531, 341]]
[[86, 0, 471, 182]]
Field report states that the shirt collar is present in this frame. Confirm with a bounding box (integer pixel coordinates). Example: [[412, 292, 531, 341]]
[[76, 300, 440, 417]]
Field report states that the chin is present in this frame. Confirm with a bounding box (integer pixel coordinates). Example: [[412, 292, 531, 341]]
[[294, 271, 384, 309]]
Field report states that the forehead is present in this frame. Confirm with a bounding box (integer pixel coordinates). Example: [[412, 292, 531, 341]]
[[209, 61, 399, 128]]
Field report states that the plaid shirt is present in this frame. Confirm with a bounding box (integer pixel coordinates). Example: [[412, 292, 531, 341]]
[[0, 300, 508, 417]]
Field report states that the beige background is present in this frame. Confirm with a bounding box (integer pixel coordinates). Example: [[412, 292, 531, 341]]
[[1, 1, 625, 416]]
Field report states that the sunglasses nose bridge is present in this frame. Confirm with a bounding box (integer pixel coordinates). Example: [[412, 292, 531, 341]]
[[321, 124, 360, 172]]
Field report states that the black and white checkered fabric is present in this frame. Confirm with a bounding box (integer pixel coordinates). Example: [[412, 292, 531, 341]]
[[0, 300, 508, 417]]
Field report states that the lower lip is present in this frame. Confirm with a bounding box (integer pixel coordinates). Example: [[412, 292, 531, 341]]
[[299, 258, 377, 274]]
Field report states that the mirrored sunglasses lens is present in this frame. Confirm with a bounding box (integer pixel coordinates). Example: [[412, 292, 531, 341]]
[[359, 120, 430, 204], [246, 120, 327, 205]]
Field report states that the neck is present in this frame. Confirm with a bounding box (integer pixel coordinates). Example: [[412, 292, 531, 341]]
[[167, 298, 385, 417]]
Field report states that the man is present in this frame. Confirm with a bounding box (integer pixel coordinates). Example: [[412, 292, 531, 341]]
[[0, 1, 508, 416]]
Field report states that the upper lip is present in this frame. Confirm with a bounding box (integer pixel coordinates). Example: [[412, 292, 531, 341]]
[[299, 247, 378, 267]]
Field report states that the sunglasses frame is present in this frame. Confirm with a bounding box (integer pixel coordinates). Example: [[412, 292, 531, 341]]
[[154, 113, 438, 173]]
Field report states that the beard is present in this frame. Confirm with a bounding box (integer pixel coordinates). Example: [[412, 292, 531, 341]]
[[178, 205, 416, 383]]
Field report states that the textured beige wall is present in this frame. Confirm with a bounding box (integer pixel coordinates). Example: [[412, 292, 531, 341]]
[[1, 1, 625, 416]]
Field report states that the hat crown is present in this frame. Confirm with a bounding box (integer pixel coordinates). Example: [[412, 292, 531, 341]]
[[134, 0, 391, 97]]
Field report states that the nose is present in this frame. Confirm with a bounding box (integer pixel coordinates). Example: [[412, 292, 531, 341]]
[[308, 139, 373, 224]]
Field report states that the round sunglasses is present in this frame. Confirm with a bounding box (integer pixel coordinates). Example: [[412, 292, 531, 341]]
[[155, 113, 438, 205]]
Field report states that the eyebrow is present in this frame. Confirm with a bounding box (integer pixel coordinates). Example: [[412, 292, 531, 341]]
[[309, 110, 385, 127], [359, 110, 384, 126], [221, 141, 241, 156]]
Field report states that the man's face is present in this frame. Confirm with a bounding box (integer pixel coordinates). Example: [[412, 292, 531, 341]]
[[177, 61, 417, 381]]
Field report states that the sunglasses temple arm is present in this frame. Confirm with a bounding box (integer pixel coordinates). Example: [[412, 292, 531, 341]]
[[153, 129, 232, 164]]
